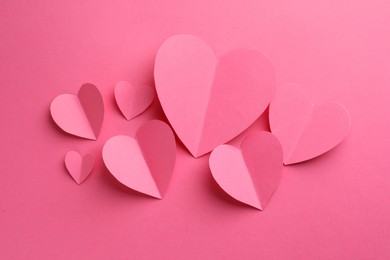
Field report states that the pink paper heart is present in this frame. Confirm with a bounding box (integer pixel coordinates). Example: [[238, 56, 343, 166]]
[[209, 131, 283, 210], [50, 83, 104, 140], [154, 34, 276, 158], [114, 81, 154, 120], [102, 120, 176, 199], [64, 151, 94, 184], [269, 84, 351, 165]]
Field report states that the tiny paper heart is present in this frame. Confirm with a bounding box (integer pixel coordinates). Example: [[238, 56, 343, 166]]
[[154, 34, 276, 158], [269, 84, 351, 165], [209, 131, 283, 210], [114, 81, 154, 120], [64, 151, 94, 184], [102, 120, 176, 199], [50, 83, 104, 140]]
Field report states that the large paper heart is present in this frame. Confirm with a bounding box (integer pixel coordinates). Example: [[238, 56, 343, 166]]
[[154, 34, 276, 157], [209, 131, 283, 210], [50, 83, 104, 140], [64, 151, 94, 185], [114, 81, 154, 120], [102, 120, 176, 199], [269, 84, 351, 165]]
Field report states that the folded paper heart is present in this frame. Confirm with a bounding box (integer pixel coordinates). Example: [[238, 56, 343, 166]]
[[269, 84, 351, 165], [154, 34, 276, 158], [50, 83, 104, 140], [209, 131, 283, 210], [102, 120, 176, 199], [64, 151, 94, 184], [114, 81, 154, 120]]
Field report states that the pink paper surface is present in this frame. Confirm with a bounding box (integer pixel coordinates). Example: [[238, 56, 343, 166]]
[[1, 1, 390, 259], [155, 35, 276, 157], [209, 131, 283, 210]]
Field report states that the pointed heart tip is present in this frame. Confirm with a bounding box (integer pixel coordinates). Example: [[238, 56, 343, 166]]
[[90, 133, 99, 140], [120, 111, 132, 121], [186, 148, 199, 158], [254, 206, 263, 211], [233, 198, 263, 210], [249, 200, 263, 211], [192, 153, 201, 158], [283, 153, 301, 165], [126, 114, 138, 121], [146, 191, 162, 200], [191, 147, 211, 158]]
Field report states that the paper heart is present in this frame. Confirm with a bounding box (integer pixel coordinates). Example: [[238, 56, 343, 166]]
[[64, 151, 94, 184], [102, 120, 176, 199], [114, 81, 154, 120], [209, 131, 283, 210], [269, 84, 351, 165], [154, 34, 276, 158], [50, 83, 104, 140]]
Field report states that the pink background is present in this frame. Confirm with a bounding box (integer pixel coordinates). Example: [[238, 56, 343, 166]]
[[1, 0, 389, 259]]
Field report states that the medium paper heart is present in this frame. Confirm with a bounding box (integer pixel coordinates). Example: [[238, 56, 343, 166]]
[[209, 131, 283, 210], [154, 34, 276, 158], [64, 151, 94, 184], [269, 84, 351, 165], [114, 81, 154, 120], [50, 83, 104, 140], [102, 120, 176, 199]]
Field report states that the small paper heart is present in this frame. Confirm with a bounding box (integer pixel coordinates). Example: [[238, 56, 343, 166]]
[[50, 83, 104, 140], [64, 151, 94, 184], [102, 120, 176, 199], [114, 81, 154, 120], [269, 84, 351, 165], [209, 131, 283, 210]]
